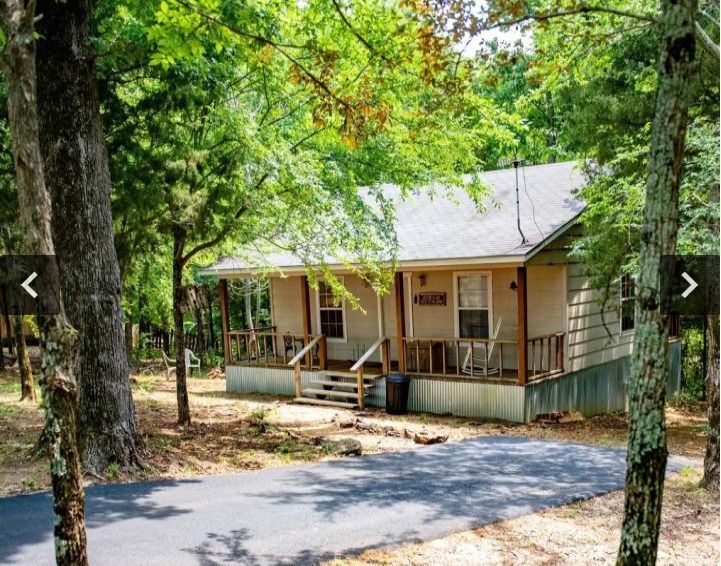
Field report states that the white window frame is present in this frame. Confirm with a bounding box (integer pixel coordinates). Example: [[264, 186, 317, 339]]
[[453, 271, 494, 339], [619, 274, 635, 335], [316, 276, 348, 343]]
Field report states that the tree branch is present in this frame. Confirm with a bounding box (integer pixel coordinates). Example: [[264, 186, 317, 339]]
[[170, 0, 353, 112], [485, 4, 719, 64], [331, 0, 376, 54], [695, 21, 720, 63]]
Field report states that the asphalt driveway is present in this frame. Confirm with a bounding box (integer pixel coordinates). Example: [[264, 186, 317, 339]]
[[0, 436, 670, 565]]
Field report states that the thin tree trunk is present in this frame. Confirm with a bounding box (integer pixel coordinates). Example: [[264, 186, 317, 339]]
[[206, 285, 216, 350], [0, 299, 5, 372], [545, 91, 557, 163], [0, 2, 87, 562], [617, 0, 697, 563], [173, 230, 191, 426], [701, 315, 719, 492], [244, 278, 254, 330], [195, 307, 205, 360], [124, 321, 134, 366], [35, 0, 142, 473], [14, 317, 35, 402], [2, 285, 14, 355]]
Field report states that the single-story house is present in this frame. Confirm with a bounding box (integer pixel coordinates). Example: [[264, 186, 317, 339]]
[[201, 161, 681, 422]]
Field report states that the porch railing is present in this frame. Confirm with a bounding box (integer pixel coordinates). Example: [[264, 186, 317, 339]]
[[350, 337, 390, 409], [527, 332, 565, 381], [401, 336, 517, 379], [228, 327, 326, 368]]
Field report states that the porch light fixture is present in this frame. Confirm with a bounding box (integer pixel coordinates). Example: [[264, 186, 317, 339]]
[[510, 281, 518, 291], [418, 274, 426, 287]]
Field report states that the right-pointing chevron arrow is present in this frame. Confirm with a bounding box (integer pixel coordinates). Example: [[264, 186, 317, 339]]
[[681, 271, 698, 299]]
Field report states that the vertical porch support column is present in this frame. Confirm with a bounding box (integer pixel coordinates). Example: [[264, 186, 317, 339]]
[[300, 275, 312, 368], [219, 279, 231, 366], [394, 271, 406, 373], [516, 265, 528, 385]]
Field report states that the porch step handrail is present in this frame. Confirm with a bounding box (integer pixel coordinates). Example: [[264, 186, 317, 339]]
[[350, 337, 388, 372], [348, 337, 390, 410], [288, 334, 326, 398], [287, 334, 324, 367]]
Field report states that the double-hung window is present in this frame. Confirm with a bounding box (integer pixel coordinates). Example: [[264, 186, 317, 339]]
[[620, 274, 635, 333], [318, 280, 345, 340], [456, 274, 491, 339]]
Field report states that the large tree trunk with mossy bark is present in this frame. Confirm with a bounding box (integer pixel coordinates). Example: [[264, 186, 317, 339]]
[[173, 229, 191, 426], [616, 0, 697, 563], [0, 2, 88, 562], [13, 317, 35, 402], [701, 315, 719, 492], [35, 0, 142, 473]]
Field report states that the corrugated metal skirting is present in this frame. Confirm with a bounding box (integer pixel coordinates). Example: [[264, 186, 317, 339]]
[[226, 366, 524, 422], [226, 342, 681, 425], [524, 341, 683, 422], [407, 379, 524, 422]]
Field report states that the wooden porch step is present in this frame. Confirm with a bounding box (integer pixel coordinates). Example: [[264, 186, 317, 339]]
[[317, 370, 381, 379], [302, 388, 364, 399], [308, 379, 375, 390], [293, 397, 358, 409]]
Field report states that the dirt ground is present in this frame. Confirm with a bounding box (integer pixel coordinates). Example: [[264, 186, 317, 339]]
[[328, 466, 718, 566], [0, 361, 717, 564]]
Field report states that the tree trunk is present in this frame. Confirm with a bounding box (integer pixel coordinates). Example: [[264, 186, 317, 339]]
[[124, 321, 134, 366], [701, 315, 719, 492], [206, 285, 216, 350], [0, 301, 5, 372], [173, 230, 191, 426], [617, 0, 697, 563], [244, 278, 254, 330], [2, 285, 14, 355], [0, 2, 88, 562], [14, 317, 35, 402], [545, 91, 557, 163], [35, 0, 142, 473], [195, 306, 205, 361]]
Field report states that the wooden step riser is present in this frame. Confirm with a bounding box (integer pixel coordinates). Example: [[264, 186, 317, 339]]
[[301, 388, 365, 400], [308, 380, 375, 390], [317, 370, 381, 379], [293, 397, 358, 409]]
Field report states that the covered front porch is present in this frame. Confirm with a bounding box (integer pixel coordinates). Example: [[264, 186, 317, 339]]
[[218, 265, 568, 410]]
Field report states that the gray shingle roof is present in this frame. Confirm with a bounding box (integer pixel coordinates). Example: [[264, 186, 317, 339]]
[[202, 161, 586, 274]]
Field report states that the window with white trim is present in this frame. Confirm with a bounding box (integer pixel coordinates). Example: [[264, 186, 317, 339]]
[[457, 274, 490, 338], [620, 274, 635, 332], [318, 281, 345, 339]]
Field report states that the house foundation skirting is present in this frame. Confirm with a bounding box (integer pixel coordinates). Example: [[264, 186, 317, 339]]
[[226, 341, 682, 424]]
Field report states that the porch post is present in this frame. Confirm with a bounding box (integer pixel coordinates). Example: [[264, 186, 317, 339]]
[[300, 275, 312, 368], [218, 279, 231, 366], [394, 271, 406, 373], [516, 266, 528, 385]]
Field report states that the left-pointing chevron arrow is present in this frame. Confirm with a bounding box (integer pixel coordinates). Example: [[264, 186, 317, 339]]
[[21, 272, 38, 299]]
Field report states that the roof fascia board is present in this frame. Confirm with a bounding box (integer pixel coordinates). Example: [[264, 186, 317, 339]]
[[200, 255, 526, 279], [522, 211, 584, 263]]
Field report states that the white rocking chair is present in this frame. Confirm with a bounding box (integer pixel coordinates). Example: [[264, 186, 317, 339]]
[[461, 318, 503, 376]]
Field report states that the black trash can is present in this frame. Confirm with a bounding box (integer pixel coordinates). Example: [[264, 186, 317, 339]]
[[385, 372, 410, 415]]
